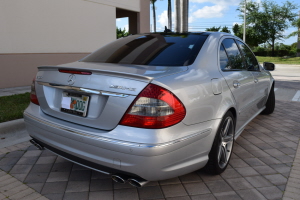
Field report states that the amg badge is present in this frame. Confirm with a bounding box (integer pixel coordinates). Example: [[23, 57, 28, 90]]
[[109, 85, 136, 91]]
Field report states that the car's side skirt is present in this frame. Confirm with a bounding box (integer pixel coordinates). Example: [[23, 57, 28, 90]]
[[234, 106, 266, 140]]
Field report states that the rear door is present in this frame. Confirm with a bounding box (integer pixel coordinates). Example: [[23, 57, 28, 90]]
[[219, 38, 255, 132], [235, 40, 271, 112]]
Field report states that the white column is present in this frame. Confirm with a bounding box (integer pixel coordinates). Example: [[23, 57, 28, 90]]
[[243, 0, 246, 42], [174, 0, 189, 32]]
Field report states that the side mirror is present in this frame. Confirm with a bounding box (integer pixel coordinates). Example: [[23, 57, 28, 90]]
[[263, 62, 275, 71]]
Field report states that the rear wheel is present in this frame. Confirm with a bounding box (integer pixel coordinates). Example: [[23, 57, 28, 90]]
[[260, 84, 275, 115], [205, 112, 235, 175]]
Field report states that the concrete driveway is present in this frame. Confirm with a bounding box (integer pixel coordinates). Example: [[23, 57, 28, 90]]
[[0, 64, 300, 200]]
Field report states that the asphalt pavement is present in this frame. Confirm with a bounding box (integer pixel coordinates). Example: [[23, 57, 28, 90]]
[[271, 65, 300, 102]]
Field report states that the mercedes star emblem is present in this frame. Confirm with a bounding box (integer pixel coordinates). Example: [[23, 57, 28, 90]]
[[67, 74, 76, 86]]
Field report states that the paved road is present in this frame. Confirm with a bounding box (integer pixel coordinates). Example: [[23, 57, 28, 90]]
[[269, 64, 300, 102], [270, 64, 300, 90]]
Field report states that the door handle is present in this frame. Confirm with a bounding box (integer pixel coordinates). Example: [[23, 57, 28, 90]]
[[233, 81, 240, 88], [254, 79, 258, 83]]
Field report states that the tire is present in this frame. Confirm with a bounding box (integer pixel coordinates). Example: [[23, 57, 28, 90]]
[[260, 84, 275, 115], [205, 111, 235, 175]]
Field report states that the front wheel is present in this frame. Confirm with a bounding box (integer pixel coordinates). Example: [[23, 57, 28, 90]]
[[205, 112, 235, 175]]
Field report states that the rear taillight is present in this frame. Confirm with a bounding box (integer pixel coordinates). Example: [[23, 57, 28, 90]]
[[30, 78, 39, 105], [119, 84, 186, 129]]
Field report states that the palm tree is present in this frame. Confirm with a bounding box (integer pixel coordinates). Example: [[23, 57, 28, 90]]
[[168, 0, 172, 31], [287, 16, 300, 38], [150, 0, 157, 32], [287, 17, 300, 57]]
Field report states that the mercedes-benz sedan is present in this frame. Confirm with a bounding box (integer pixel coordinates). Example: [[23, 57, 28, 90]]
[[24, 32, 275, 187]]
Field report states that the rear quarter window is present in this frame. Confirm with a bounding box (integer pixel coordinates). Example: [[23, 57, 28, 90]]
[[219, 44, 230, 70], [221, 38, 246, 70]]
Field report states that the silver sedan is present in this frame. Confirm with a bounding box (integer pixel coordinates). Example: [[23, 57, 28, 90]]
[[24, 32, 275, 187]]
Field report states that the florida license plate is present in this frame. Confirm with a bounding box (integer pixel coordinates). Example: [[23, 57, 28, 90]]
[[61, 92, 89, 117]]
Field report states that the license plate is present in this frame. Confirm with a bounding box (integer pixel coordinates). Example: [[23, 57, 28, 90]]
[[61, 92, 89, 117]]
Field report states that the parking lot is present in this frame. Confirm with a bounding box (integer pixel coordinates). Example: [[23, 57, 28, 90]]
[[0, 65, 300, 200]]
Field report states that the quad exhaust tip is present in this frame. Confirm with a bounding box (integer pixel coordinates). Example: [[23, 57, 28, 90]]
[[128, 178, 149, 188], [111, 174, 149, 187], [111, 174, 127, 184], [30, 139, 44, 150]]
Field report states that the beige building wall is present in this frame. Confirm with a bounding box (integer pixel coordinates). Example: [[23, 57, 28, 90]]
[[0, 53, 90, 89], [139, 0, 151, 33], [0, 0, 149, 89], [0, 0, 117, 54], [87, 0, 140, 12]]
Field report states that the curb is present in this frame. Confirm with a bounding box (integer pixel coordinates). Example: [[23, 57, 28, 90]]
[[0, 118, 26, 135], [0, 118, 30, 149]]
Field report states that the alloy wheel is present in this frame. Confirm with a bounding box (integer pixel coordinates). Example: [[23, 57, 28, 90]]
[[217, 116, 234, 169]]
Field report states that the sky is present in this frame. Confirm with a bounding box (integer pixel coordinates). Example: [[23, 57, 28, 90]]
[[116, 0, 299, 45]]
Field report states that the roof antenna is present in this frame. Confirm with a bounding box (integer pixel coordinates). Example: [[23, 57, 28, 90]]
[[164, 26, 171, 33]]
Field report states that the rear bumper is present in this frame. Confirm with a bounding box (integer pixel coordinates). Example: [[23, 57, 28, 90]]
[[24, 103, 220, 181], [29, 137, 139, 178]]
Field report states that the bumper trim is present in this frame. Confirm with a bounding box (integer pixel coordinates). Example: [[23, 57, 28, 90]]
[[24, 112, 211, 149]]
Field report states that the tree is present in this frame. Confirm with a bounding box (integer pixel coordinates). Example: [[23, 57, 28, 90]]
[[205, 26, 221, 32], [286, 17, 300, 57], [286, 18, 300, 38], [150, 0, 157, 32], [168, 0, 172, 31], [220, 26, 231, 33], [237, 0, 298, 56], [205, 26, 231, 33], [252, 42, 297, 56], [116, 27, 129, 39], [233, 24, 266, 48]]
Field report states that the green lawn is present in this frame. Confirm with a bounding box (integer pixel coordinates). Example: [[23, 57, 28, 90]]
[[256, 56, 300, 65], [0, 93, 30, 123]]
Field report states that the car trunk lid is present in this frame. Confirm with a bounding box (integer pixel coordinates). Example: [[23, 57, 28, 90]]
[[35, 62, 187, 130]]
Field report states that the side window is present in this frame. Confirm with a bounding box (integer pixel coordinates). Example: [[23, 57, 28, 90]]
[[222, 39, 246, 70], [219, 44, 231, 70], [236, 40, 259, 71]]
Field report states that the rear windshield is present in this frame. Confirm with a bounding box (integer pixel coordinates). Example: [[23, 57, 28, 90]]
[[81, 33, 208, 66]]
